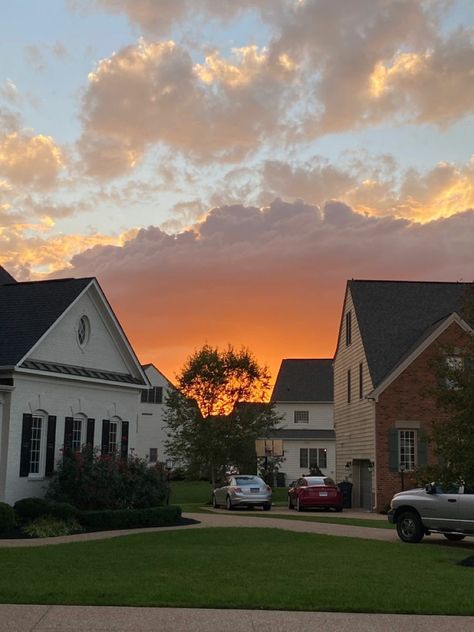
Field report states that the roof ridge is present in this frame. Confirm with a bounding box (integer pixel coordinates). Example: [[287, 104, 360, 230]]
[[349, 279, 468, 285]]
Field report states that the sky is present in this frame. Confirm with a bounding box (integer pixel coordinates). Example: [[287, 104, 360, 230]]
[[0, 0, 473, 384]]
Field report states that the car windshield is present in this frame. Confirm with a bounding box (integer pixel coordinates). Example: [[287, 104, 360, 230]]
[[234, 476, 263, 486], [305, 477, 335, 486]]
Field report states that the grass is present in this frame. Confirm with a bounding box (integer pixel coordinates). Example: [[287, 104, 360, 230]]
[[0, 528, 473, 613], [230, 509, 394, 530]]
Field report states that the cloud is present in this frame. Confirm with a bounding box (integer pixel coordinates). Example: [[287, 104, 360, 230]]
[[54, 199, 474, 379], [85, 0, 280, 35], [260, 156, 474, 221], [79, 39, 295, 177], [24, 45, 46, 72], [0, 128, 65, 190], [0, 80, 19, 105]]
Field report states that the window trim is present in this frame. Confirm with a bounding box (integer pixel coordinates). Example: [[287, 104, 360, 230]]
[[345, 310, 352, 346], [347, 369, 351, 404], [294, 410, 310, 424], [399, 429, 417, 472]]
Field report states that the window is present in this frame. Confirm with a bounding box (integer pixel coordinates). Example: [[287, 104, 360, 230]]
[[345, 310, 352, 346], [149, 448, 158, 462], [141, 386, 163, 404], [76, 315, 90, 348], [294, 410, 309, 424], [399, 430, 416, 471], [359, 362, 363, 399], [299, 448, 328, 470], [347, 369, 351, 403], [71, 418, 83, 452], [319, 448, 327, 469], [109, 420, 118, 454], [29, 415, 43, 475]]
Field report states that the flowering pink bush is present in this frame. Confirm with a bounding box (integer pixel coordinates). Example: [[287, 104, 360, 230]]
[[46, 447, 168, 510]]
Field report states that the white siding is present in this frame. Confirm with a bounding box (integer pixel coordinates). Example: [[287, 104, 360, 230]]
[[275, 402, 333, 430], [31, 289, 131, 374], [135, 365, 172, 463], [334, 290, 376, 492], [280, 440, 336, 485], [2, 372, 141, 505], [272, 401, 335, 485]]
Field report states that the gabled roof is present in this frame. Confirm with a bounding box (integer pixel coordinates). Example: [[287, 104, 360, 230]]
[[0, 276, 93, 367], [271, 359, 333, 402], [0, 266, 17, 285], [348, 280, 472, 388]]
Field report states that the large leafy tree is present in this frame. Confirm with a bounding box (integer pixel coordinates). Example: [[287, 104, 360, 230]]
[[422, 285, 474, 487], [164, 345, 280, 486]]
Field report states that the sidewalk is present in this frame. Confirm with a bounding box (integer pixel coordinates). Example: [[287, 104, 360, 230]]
[[1, 604, 474, 632]]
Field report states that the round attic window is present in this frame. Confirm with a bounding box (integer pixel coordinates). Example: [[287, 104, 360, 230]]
[[77, 315, 90, 348]]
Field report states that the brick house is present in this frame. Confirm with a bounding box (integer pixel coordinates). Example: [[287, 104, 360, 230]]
[[334, 280, 472, 512]]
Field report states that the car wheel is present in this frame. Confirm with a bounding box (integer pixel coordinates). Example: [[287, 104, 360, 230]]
[[212, 494, 219, 509], [288, 496, 293, 510], [396, 510, 424, 543], [226, 496, 233, 511], [263, 503, 272, 511], [296, 497, 303, 512], [443, 533, 466, 541]]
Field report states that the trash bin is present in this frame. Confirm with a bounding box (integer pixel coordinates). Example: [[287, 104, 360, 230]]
[[276, 472, 286, 488], [338, 481, 353, 508]]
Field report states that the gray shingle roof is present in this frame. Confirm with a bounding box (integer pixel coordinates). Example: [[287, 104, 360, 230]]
[[349, 280, 472, 388], [0, 277, 93, 366], [21, 359, 143, 384], [0, 266, 17, 285], [271, 359, 333, 402], [266, 429, 335, 440]]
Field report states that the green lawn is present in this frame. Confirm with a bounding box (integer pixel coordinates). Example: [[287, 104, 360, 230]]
[[0, 528, 473, 614], [230, 510, 394, 530]]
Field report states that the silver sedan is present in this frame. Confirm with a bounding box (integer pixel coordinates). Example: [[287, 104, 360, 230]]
[[213, 475, 272, 510]]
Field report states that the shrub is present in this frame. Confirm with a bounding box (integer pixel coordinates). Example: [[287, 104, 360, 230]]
[[23, 517, 83, 538], [14, 497, 51, 524], [0, 502, 15, 533], [78, 505, 182, 531], [48, 502, 79, 522], [46, 447, 168, 510]]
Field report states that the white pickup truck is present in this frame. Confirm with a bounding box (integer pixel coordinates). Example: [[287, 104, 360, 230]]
[[388, 483, 474, 543]]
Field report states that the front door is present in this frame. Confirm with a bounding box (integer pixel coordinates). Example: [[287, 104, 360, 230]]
[[358, 460, 373, 510]]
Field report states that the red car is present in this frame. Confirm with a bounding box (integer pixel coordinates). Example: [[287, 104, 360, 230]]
[[288, 476, 343, 512]]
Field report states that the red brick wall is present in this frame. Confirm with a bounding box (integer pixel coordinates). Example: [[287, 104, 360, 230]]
[[374, 322, 471, 511]]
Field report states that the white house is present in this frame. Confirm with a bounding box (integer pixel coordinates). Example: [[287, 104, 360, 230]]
[[0, 266, 149, 505], [136, 363, 173, 464], [269, 359, 335, 485]]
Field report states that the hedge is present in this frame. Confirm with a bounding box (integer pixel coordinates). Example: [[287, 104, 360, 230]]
[[78, 505, 182, 531], [0, 502, 15, 533], [14, 498, 78, 524]]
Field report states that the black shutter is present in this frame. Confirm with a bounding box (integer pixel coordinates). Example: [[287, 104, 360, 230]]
[[120, 421, 129, 460], [63, 417, 73, 456], [101, 420, 110, 454], [45, 416, 57, 476], [19, 413, 33, 477], [418, 437, 428, 467], [388, 428, 399, 472], [86, 419, 95, 447]]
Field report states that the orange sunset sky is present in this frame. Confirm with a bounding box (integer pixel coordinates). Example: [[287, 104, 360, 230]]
[[1, 1, 473, 384]]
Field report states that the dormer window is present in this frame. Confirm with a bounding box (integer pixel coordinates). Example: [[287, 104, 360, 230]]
[[77, 315, 90, 349]]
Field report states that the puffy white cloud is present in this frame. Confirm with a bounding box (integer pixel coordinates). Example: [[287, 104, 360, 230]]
[[79, 39, 295, 176]]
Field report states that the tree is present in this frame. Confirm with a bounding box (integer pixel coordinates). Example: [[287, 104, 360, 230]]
[[164, 345, 280, 486], [420, 284, 474, 487]]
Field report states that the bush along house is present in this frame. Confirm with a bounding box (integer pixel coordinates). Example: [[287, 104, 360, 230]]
[[334, 279, 473, 512], [0, 266, 148, 505]]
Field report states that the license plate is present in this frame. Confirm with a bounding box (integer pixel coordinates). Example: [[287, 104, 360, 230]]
[[250, 488, 259, 493], [319, 491, 328, 496]]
